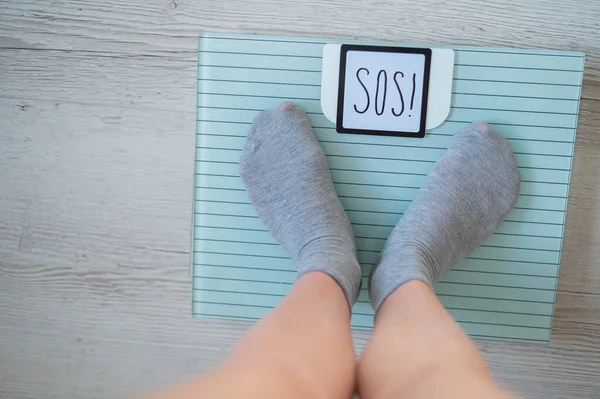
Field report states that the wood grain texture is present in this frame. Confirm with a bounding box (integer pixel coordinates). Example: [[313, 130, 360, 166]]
[[0, 1, 599, 398]]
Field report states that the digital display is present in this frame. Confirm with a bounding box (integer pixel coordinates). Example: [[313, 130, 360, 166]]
[[337, 45, 432, 137]]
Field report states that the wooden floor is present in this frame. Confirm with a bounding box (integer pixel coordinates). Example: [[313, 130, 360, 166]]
[[1, 1, 599, 398]]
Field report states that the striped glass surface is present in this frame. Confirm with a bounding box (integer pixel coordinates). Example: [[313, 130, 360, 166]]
[[193, 33, 584, 344]]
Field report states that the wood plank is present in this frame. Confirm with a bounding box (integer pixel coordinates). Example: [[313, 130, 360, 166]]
[[1, 1, 600, 398]]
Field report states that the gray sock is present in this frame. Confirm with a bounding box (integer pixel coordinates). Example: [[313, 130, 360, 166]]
[[369, 122, 520, 312], [240, 101, 362, 307]]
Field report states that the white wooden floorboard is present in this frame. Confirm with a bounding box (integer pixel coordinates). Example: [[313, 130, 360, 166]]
[[1, 1, 599, 398]]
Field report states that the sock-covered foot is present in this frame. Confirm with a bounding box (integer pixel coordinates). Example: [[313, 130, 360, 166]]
[[240, 101, 362, 307], [369, 122, 520, 312]]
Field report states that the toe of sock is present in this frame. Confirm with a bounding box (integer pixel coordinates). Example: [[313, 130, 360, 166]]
[[243, 101, 304, 154], [468, 121, 495, 135], [276, 100, 304, 114], [458, 122, 519, 167], [459, 121, 506, 145], [455, 121, 521, 211]]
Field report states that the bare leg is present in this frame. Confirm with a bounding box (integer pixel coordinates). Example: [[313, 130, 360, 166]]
[[360, 124, 521, 398], [358, 280, 517, 399], [150, 272, 355, 399], [148, 102, 362, 399]]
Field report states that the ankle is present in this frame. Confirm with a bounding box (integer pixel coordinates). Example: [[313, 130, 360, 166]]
[[296, 235, 357, 267], [378, 240, 438, 283], [296, 236, 362, 307], [369, 243, 438, 312], [384, 239, 436, 269]]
